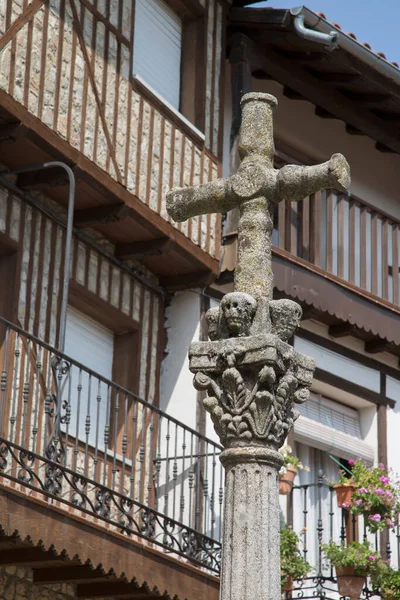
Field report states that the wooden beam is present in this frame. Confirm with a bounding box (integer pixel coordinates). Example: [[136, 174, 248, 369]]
[[307, 70, 359, 84], [315, 106, 336, 119], [33, 566, 111, 585], [241, 34, 400, 154], [329, 323, 356, 338], [160, 270, 216, 291], [375, 142, 396, 154], [0, 0, 47, 52], [365, 338, 389, 354], [0, 548, 67, 567], [0, 122, 27, 143], [116, 238, 172, 260], [76, 582, 153, 599], [74, 203, 131, 227], [346, 124, 363, 136], [17, 168, 69, 189], [340, 91, 390, 104], [283, 87, 305, 101]]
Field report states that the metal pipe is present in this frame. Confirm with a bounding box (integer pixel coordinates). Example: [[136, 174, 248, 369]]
[[0, 161, 75, 353], [290, 8, 339, 51]]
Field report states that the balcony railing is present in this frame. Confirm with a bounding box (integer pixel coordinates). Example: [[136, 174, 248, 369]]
[[285, 474, 400, 599], [0, 317, 222, 573], [274, 190, 400, 306]]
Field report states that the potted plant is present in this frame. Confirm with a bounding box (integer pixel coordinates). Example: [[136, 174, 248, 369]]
[[331, 466, 355, 508], [371, 564, 400, 600], [279, 445, 309, 495], [323, 540, 381, 600], [280, 526, 311, 593]]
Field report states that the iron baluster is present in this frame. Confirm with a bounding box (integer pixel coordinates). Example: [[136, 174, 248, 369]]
[[21, 339, 31, 448], [121, 393, 129, 495], [112, 390, 120, 491], [93, 379, 102, 472], [188, 433, 194, 530], [102, 385, 111, 488], [9, 333, 20, 444], [179, 428, 186, 526], [164, 419, 171, 518], [146, 410, 155, 507], [32, 345, 43, 455], [303, 485, 308, 562], [73, 368, 83, 473], [316, 470, 324, 597], [172, 422, 178, 522], [203, 441, 209, 535], [84, 372, 92, 478], [0, 326, 10, 435], [130, 400, 138, 499]]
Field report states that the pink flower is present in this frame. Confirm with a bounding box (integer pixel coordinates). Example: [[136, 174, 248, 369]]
[[386, 490, 393, 498], [379, 463, 385, 469], [358, 488, 368, 494], [342, 502, 350, 508], [355, 499, 362, 506], [387, 520, 394, 528], [348, 459, 355, 465], [380, 476, 389, 485], [368, 514, 382, 522], [375, 488, 385, 496], [368, 556, 375, 561]]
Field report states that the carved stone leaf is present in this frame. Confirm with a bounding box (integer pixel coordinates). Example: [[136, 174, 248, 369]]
[[221, 368, 248, 412]]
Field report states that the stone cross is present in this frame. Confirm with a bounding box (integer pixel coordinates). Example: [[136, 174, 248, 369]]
[[167, 92, 350, 300], [167, 93, 350, 600]]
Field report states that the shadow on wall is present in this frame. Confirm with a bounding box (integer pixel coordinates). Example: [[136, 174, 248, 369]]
[[160, 291, 200, 425]]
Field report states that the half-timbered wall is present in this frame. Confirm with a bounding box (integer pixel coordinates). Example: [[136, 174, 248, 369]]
[[0, 0, 226, 259], [0, 184, 162, 405]]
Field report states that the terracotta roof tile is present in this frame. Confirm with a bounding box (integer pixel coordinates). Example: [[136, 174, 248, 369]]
[[312, 10, 399, 73]]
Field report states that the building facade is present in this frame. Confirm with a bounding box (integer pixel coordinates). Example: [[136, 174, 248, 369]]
[[0, 2, 400, 600]]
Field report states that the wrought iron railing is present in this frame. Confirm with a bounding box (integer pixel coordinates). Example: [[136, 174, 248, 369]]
[[285, 473, 398, 599], [0, 317, 223, 572]]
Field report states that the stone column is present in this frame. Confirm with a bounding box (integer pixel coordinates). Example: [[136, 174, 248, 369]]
[[219, 447, 283, 600]]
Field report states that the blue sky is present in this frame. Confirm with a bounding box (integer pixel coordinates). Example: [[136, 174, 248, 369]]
[[253, 1, 400, 65]]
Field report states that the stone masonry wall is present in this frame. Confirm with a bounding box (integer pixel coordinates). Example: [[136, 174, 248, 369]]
[[0, 568, 76, 600]]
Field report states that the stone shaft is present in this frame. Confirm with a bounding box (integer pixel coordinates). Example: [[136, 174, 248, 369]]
[[234, 195, 274, 299], [238, 93, 277, 161], [219, 447, 283, 600]]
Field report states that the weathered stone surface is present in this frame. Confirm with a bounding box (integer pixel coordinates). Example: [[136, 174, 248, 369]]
[[167, 91, 350, 600]]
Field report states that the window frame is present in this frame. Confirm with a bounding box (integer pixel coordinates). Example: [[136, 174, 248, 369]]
[[132, 0, 207, 141]]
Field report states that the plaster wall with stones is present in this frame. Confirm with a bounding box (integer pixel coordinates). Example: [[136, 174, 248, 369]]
[[0, 0, 225, 259], [0, 567, 76, 600], [0, 184, 162, 406]]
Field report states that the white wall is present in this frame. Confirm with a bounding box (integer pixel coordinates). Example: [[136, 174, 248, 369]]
[[160, 290, 200, 429]]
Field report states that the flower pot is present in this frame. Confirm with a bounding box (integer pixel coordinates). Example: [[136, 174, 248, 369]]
[[282, 576, 293, 592], [334, 485, 355, 508], [279, 466, 297, 495], [336, 567, 365, 600]]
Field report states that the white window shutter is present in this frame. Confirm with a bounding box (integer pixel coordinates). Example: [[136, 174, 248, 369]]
[[294, 394, 374, 464], [133, 0, 182, 110], [64, 307, 114, 448]]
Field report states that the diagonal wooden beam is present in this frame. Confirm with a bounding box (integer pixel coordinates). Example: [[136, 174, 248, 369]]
[[116, 238, 172, 260], [68, 0, 122, 184], [74, 203, 131, 227], [0, 547, 68, 567], [0, 122, 28, 143], [0, 0, 47, 52]]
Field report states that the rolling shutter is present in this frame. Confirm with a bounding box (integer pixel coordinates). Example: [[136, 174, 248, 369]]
[[133, 0, 182, 110], [64, 307, 114, 447], [294, 394, 374, 464]]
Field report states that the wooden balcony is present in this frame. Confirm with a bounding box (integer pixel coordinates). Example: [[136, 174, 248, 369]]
[[0, 316, 222, 598], [220, 190, 400, 355], [0, 0, 226, 287]]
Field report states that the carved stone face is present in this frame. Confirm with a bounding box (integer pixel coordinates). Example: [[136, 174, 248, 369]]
[[221, 292, 257, 337], [205, 307, 220, 341], [270, 299, 302, 341]]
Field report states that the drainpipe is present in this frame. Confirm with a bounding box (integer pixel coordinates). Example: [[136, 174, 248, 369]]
[[290, 7, 339, 51], [0, 161, 75, 353]]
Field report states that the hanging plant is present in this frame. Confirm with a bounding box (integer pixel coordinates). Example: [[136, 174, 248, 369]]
[[280, 526, 311, 591], [332, 460, 400, 533], [279, 445, 309, 495]]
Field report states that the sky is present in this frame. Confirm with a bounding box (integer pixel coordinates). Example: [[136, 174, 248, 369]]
[[253, 1, 400, 65]]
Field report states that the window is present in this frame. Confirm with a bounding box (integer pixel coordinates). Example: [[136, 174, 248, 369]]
[[133, 0, 183, 110], [64, 306, 114, 447], [294, 393, 374, 464]]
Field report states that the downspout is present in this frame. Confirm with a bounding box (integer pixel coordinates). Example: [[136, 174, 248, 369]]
[[290, 7, 339, 51]]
